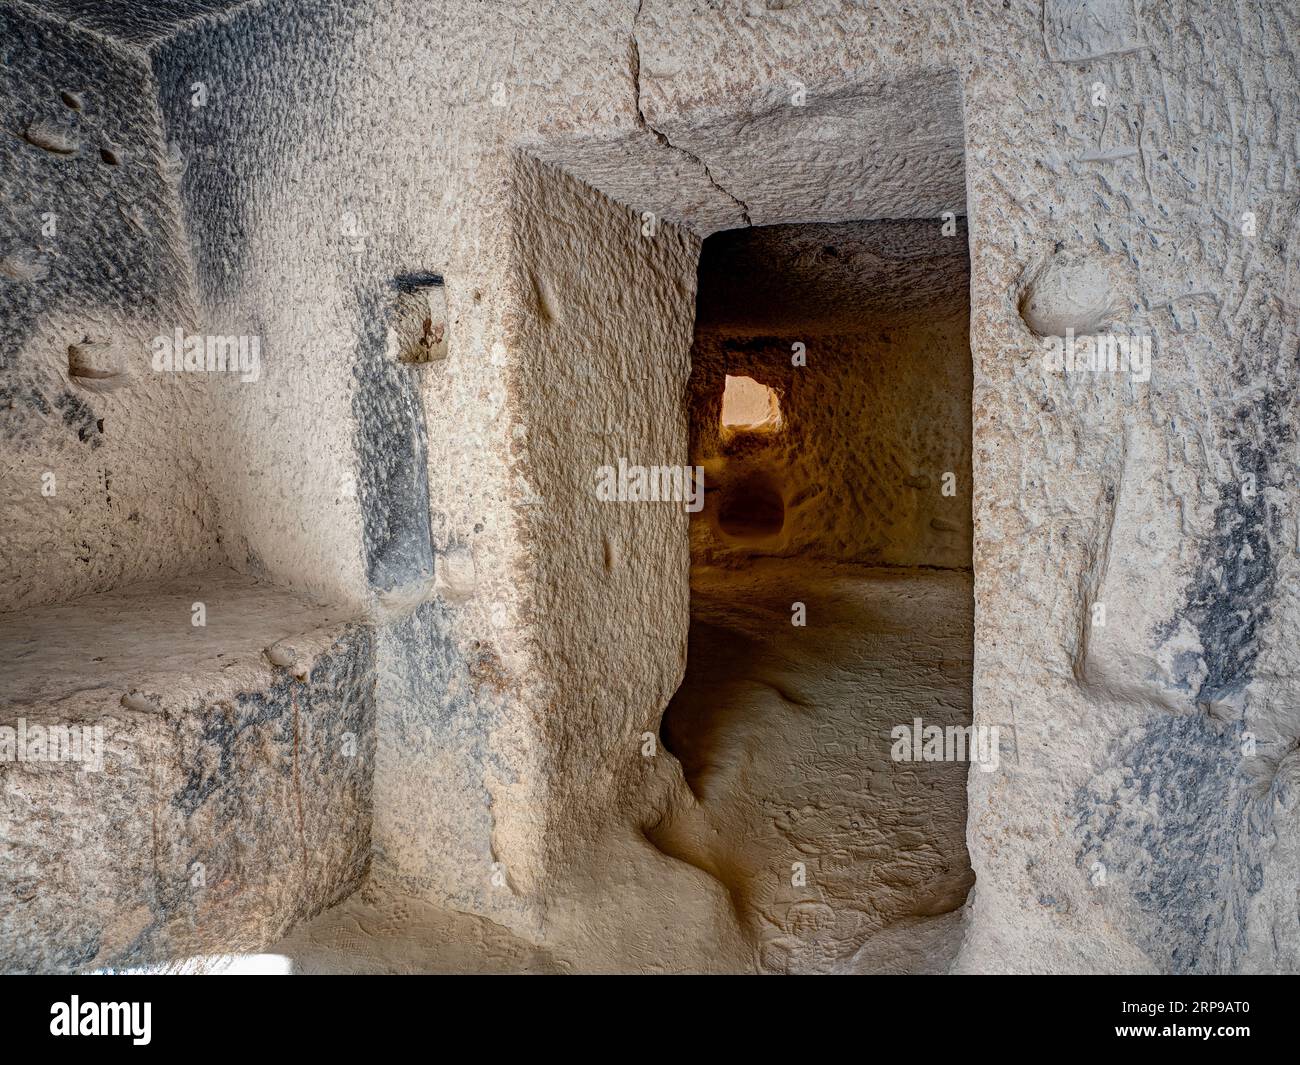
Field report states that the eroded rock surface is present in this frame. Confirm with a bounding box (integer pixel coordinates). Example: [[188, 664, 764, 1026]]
[[2, 0, 1297, 975]]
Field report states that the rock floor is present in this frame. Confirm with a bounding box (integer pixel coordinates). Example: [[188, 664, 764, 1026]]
[[268, 560, 975, 973]]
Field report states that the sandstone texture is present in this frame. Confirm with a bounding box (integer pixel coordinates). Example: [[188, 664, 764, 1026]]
[[1, 0, 1297, 975], [0, 572, 373, 972]]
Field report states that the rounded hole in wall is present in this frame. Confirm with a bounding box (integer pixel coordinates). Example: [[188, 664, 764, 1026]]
[[715, 470, 785, 542], [67, 339, 130, 392]]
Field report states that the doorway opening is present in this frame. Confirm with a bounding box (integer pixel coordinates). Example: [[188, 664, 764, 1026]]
[[653, 218, 975, 974]]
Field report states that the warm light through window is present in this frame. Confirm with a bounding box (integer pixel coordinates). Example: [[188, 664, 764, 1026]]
[[720, 375, 781, 432]]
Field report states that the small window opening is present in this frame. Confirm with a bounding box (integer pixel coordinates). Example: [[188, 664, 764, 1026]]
[[720, 374, 781, 433]]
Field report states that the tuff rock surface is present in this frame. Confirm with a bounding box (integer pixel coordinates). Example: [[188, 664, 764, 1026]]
[[1, 0, 1297, 974]]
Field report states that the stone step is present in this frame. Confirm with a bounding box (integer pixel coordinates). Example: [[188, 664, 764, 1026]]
[[0, 569, 375, 974]]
